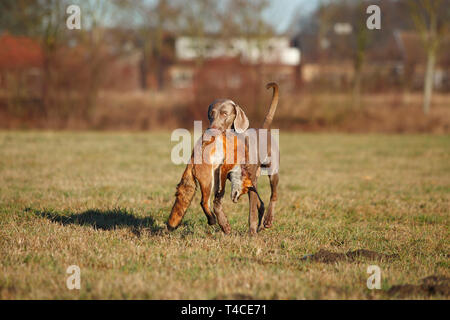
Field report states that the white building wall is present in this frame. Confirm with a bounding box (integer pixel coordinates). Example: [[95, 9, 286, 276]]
[[175, 36, 300, 66]]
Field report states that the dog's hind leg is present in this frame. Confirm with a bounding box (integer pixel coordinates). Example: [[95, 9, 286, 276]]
[[263, 173, 278, 229]]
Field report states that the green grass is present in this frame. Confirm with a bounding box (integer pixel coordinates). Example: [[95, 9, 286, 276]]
[[0, 131, 449, 299]]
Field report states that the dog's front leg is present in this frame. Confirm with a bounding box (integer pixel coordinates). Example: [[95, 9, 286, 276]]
[[198, 179, 217, 226], [248, 189, 260, 235], [213, 168, 231, 234], [213, 193, 231, 235]]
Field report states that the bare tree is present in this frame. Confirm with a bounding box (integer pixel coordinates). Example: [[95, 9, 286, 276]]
[[0, 0, 69, 115], [130, 0, 179, 91], [224, 0, 273, 119], [409, 0, 448, 115], [352, 1, 369, 108], [1, 0, 132, 117], [177, 0, 221, 67], [78, 0, 121, 114]]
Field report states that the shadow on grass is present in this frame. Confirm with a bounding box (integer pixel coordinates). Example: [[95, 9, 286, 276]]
[[27, 207, 165, 236]]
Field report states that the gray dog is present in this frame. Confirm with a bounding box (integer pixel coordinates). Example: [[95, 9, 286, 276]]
[[167, 82, 279, 235]]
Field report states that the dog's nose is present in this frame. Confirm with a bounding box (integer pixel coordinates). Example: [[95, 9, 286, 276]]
[[208, 125, 220, 131]]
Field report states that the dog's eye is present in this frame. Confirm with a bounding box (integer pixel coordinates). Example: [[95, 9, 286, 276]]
[[221, 111, 227, 116]]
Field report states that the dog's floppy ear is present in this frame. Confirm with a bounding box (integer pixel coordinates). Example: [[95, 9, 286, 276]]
[[233, 104, 249, 133]]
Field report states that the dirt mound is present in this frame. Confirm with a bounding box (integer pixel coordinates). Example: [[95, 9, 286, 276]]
[[302, 249, 398, 263], [388, 275, 450, 298]]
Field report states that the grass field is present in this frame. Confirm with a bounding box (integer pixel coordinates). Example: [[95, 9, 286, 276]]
[[0, 131, 448, 299]]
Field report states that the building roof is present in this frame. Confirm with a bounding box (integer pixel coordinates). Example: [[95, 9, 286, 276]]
[[0, 33, 43, 69], [393, 31, 450, 66]]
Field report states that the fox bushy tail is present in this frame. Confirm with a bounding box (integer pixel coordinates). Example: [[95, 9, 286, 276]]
[[167, 163, 197, 230]]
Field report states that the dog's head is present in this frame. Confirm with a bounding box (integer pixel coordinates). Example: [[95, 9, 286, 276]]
[[208, 99, 249, 133]]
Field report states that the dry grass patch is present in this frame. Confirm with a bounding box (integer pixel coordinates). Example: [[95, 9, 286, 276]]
[[0, 131, 449, 299]]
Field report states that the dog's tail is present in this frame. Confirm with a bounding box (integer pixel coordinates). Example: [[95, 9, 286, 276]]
[[262, 82, 279, 129], [167, 162, 196, 230]]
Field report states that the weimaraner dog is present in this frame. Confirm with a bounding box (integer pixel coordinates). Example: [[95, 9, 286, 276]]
[[167, 82, 279, 235]]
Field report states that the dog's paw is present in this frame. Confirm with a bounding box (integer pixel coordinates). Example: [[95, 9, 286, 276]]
[[263, 221, 272, 229], [263, 213, 273, 229], [207, 216, 217, 225], [221, 225, 231, 235], [166, 223, 177, 232]]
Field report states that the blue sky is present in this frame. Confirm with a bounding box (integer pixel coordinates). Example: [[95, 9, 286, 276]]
[[263, 0, 318, 33], [132, 0, 319, 33]]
